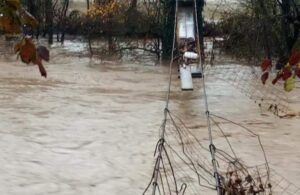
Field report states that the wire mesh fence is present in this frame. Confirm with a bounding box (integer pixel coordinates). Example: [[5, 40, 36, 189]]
[[204, 64, 291, 116], [143, 111, 300, 195]]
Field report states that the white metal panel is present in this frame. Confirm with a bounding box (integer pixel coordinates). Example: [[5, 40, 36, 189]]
[[177, 7, 195, 39], [180, 65, 193, 90]]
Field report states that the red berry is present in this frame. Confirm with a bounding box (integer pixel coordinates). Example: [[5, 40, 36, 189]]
[[261, 72, 269, 85]]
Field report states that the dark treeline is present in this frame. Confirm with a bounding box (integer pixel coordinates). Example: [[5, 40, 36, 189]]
[[9, 0, 300, 63], [21, 0, 206, 58], [21, 0, 164, 56], [214, 0, 300, 68], [22, 0, 69, 44]]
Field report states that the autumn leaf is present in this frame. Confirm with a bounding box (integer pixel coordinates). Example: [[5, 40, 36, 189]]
[[272, 72, 283, 85], [19, 38, 37, 64], [261, 72, 269, 85], [260, 58, 272, 72], [0, 16, 21, 33], [0, 16, 12, 30], [87, 1, 121, 19], [2, 0, 47, 78], [282, 66, 292, 81], [284, 77, 295, 92], [15, 39, 48, 77], [288, 50, 300, 66]]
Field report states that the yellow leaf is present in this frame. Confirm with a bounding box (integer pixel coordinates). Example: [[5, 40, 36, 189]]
[[284, 77, 295, 92]]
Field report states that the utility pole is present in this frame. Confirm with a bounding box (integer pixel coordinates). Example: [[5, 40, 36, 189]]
[[45, 0, 53, 44]]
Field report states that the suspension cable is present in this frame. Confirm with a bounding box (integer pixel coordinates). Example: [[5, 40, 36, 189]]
[[193, 0, 222, 194], [164, 0, 179, 112], [151, 0, 179, 194]]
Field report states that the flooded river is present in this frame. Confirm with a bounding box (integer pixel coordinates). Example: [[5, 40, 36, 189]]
[[0, 40, 299, 194]]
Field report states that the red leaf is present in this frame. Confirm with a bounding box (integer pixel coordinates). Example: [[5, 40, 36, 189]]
[[260, 58, 272, 72], [19, 38, 36, 64], [16, 38, 47, 78], [272, 73, 283, 85], [282, 67, 292, 81], [288, 50, 300, 66], [261, 72, 269, 85]]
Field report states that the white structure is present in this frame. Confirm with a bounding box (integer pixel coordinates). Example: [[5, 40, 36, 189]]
[[180, 65, 194, 91], [177, 7, 195, 39], [183, 51, 199, 60]]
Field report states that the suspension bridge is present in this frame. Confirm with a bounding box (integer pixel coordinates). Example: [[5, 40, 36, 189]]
[[142, 0, 300, 194]]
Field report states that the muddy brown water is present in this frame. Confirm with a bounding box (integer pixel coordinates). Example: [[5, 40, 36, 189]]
[[0, 40, 299, 194]]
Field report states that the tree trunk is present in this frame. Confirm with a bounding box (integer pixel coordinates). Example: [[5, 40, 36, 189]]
[[161, 0, 176, 59], [257, 0, 272, 59], [131, 0, 137, 8], [61, 0, 70, 44], [45, 0, 54, 45], [86, 0, 90, 10], [35, 0, 42, 39], [86, 0, 92, 56], [107, 17, 114, 53], [27, 0, 37, 17], [196, 0, 205, 64], [281, 0, 292, 53], [280, 0, 299, 53]]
